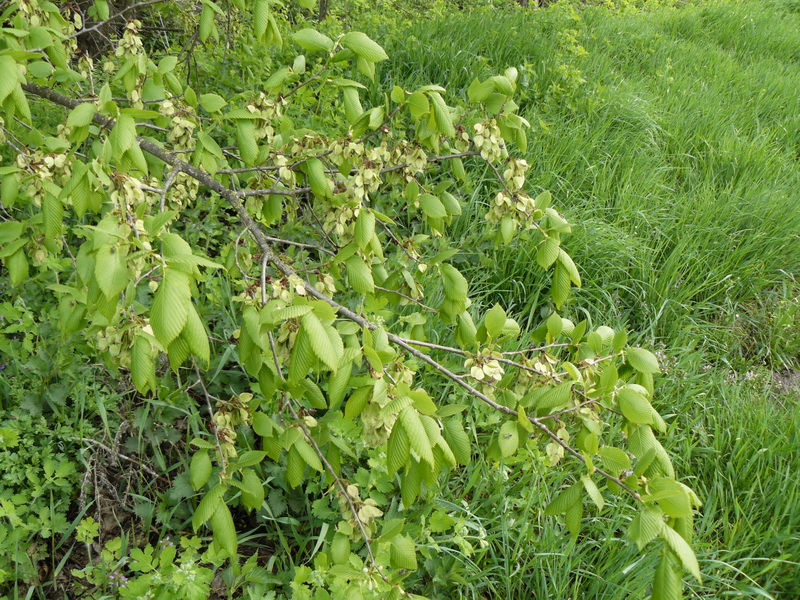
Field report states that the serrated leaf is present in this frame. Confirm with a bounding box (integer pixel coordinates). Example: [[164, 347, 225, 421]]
[[598, 446, 631, 474], [627, 347, 661, 373], [441, 418, 470, 464], [355, 209, 375, 250], [407, 91, 429, 119], [67, 102, 96, 128], [627, 505, 664, 550], [199, 93, 226, 112], [331, 533, 350, 565], [646, 477, 693, 519], [240, 468, 265, 510], [288, 327, 315, 384], [389, 535, 417, 570], [42, 192, 63, 248], [484, 303, 507, 339], [341, 32, 388, 62], [305, 157, 330, 199], [294, 438, 323, 472], [151, 268, 192, 346], [536, 382, 573, 412], [302, 311, 340, 372], [498, 421, 519, 458], [558, 250, 581, 287], [418, 193, 447, 219], [286, 446, 305, 488], [110, 114, 136, 157], [6, 249, 28, 286], [537, 237, 560, 269], [190, 450, 212, 491], [192, 484, 226, 530], [94, 244, 128, 299], [292, 28, 333, 52], [440, 263, 467, 302], [551, 262, 571, 308], [617, 387, 653, 425], [429, 91, 455, 137], [131, 334, 156, 394], [236, 120, 258, 166], [182, 304, 210, 363], [661, 525, 701, 581], [581, 475, 604, 510], [652, 548, 683, 600], [387, 422, 410, 475], [345, 255, 374, 294], [544, 481, 581, 516], [399, 407, 433, 467], [210, 502, 237, 556]]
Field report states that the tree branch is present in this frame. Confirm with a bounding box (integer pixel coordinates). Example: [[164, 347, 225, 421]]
[[22, 81, 641, 502]]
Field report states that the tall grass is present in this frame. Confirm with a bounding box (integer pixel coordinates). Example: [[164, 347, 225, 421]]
[[370, 1, 800, 597]]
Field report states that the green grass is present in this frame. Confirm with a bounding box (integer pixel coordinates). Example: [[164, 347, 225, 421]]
[[370, 1, 800, 597]]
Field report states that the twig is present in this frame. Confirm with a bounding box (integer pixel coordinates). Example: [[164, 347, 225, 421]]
[[194, 363, 228, 475], [68, 0, 166, 40], [72, 437, 164, 481]]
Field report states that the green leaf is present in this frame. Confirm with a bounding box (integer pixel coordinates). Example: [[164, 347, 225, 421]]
[[661, 524, 701, 581], [581, 474, 604, 510], [67, 102, 96, 128], [617, 387, 654, 425], [240, 468, 265, 510], [498, 421, 519, 458], [345, 255, 374, 294], [94, 244, 129, 299], [305, 157, 330, 198], [627, 505, 664, 550], [537, 237, 560, 270], [210, 502, 238, 556], [652, 548, 683, 600], [627, 347, 661, 373], [484, 303, 507, 339], [0, 221, 23, 244], [387, 422, 410, 475], [192, 484, 226, 530], [355, 209, 375, 250], [183, 304, 210, 363], [544, 481, 581, 516], [341, 32, 388, 62], [199, 93, 226, 112], [236, 120, 258, 166], [429, 92, 455, 137], [399, 407, 433, 467], [294, 438, 323, 472], [551, 262, 571, 308], [441, 418, 470, 464], [292, 28, 333, 52], [41, 192, 63, 250], [5, 249, 28, 286], [598, 446, 631, 474], [331, 533, 350, 565], [190, 450, 212, 491], [557, 251, 581, 287], [645, 477, 693, 519], [110, 114, 137, 157], [151, 268, 192, 347], [389, 535, 417, 570], [0, 56, 20, 104], [131, 334, 156, 394], [440, 263, 468, 303], [302, 311, 341, 372], [418, 194, 447, 219], [407, 91, 429, 118]]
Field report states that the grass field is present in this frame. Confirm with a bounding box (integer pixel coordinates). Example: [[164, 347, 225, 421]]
[[373, 1, 800, 597]]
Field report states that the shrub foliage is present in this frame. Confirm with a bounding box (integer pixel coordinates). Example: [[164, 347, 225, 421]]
[[0, 1, 700, 597]]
